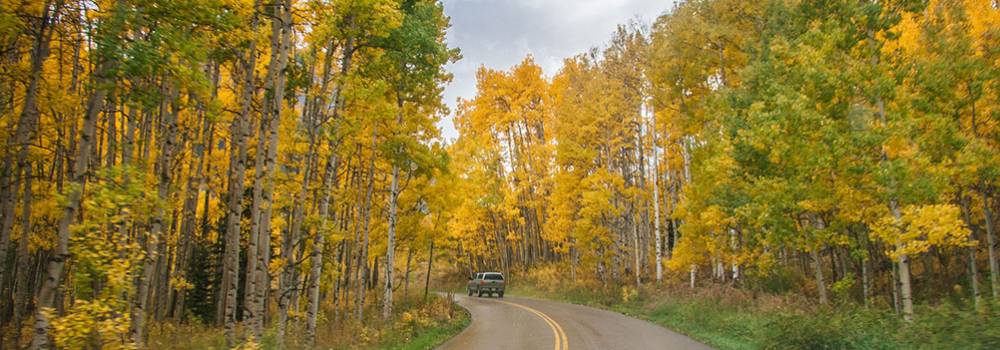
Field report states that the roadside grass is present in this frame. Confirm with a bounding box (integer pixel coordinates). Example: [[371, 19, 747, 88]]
[[630, 295, 765, 350], [373, 296, 470, 350], [148, 294, 470, 350], [500, 265, 1000, 350]]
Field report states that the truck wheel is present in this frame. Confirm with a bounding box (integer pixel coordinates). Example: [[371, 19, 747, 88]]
[[477, 290, 483, 297], [468, 288, 472, 296], [499, 292, 504, 298]]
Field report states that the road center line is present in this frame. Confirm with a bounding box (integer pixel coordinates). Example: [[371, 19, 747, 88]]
[[494, 299, 569, 350]]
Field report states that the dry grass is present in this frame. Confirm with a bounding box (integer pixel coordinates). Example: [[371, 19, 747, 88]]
[[146, 294, 469, 350]]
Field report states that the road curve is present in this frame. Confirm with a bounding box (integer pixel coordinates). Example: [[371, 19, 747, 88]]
[[437, 294, 713, 350]]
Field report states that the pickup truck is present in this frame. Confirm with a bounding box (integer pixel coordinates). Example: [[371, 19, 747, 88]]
[[467, 272, 505, 298]]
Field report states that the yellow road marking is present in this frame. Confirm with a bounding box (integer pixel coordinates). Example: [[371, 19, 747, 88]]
[[494, 299, 569, 350]]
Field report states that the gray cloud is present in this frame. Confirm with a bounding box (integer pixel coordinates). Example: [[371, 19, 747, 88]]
[[438, 0, 676, 140]]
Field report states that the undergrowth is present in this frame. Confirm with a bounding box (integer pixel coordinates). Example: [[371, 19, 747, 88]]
[[147, 294, 469, 350]]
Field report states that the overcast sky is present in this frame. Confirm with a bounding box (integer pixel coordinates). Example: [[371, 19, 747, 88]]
[[437, 0, 676, 140]]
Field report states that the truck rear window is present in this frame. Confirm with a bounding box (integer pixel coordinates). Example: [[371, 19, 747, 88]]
[[484, 274, 504, 280]]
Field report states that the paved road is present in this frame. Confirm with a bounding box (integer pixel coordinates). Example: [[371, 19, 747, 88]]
[[437, 294, 713, 350]]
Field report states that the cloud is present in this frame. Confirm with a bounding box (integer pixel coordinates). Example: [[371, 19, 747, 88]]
[[438, 0, 675, 140]]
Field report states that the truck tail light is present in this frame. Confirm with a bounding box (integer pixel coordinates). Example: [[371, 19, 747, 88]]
[[479, 280, 485, 285]]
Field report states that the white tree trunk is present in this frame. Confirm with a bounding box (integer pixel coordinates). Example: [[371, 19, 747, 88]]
[[811, 249, 828, 305], [357, 127, 377, 320], [890, 200, 914, 321], [383, 101, 406, 319], [651, 123, 662, 282], [730, 228, 739, 282], [384, 159, 400, 318], [32, 60, 107, 350], [306, 143, 339, 345], [251, 1, 293, 339], [689, 265, 696, 289], [898, 251, 914, 320], [862, 257, 870, 307], [970, 246, 981, 311], [131, 86, 179, 347], [2, 0, 62, 293], [981, 191, 999, 299], [810, 217, 828, 305], [305, 84, 343, 344], [222, 2, 260, 340], [632, 213, 641, 287]]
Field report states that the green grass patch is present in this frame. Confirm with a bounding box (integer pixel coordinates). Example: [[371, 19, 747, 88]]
[[375, 300, 470, 350], [634, 298, 765, 350]]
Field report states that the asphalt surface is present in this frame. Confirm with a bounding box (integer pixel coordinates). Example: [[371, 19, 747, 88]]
[[437, 294, 713, 350]]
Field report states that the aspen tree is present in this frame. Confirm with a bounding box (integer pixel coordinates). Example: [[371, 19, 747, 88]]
[[222, 0, 261, 342], [32, 0, 118, 345]]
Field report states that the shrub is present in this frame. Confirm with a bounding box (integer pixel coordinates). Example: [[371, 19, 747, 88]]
[[902, 302, 1000, 350], [744, 266, 804, 294], [760, 307, 902, 350]]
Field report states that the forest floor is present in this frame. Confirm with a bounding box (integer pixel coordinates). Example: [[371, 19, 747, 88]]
[[146, 294, 469, 350], [468, 266, 1000, 350]]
